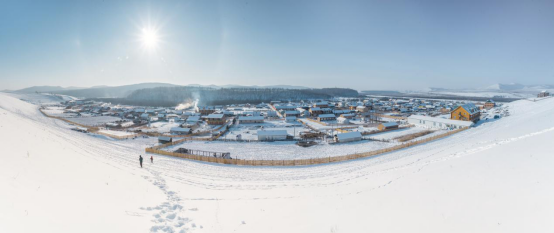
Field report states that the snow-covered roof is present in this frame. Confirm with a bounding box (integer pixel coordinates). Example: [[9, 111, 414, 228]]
[[459, 103, 479, 114], [318, 114, 336, 118], [409, 115, 474, 127], [336, 132, 362, 141], [239, 116, 264, 121], [186, 116, 200, 122], [257, 130, 288, 136], [170, 127, 191, 132], [158, 136, 172, 142], [381, 122, 399, 127], [206, 114, 224, 119]]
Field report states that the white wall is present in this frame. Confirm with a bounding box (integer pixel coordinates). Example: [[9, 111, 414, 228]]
[[408, 118, 466, 130]]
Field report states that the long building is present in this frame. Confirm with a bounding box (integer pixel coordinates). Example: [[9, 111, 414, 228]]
[[408, 115, 474, 130]]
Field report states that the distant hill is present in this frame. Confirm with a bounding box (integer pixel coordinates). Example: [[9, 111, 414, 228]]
[[219, 84, 309, 89], [121, 86, 359, 106], [16, 83, 313, 99], [50, 83, 181, 98], [15, 86, 83, 93], [185, 84, 310, 90], [484, 83, 526, 91]]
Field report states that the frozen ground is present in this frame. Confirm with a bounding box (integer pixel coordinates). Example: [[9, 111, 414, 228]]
[[2, 93, 554, 233]]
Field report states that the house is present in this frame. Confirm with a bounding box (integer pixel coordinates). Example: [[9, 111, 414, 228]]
[[198, 106, 216, 115], [378, 122, 399, 131], [285, 116, 297, 122], [334, 132, 362, 143], [451, 103, 481, 123], [317, 114, 336, 121], [356, 106, 368, 112], [340, 113, 356, 119], [336, 117, 349, 124], [205, 114, 226, 125], [185, 116, 200, 125], [257, 130, 288, 141], [238, 116, 264, 124], [538, 91, 550, 98], [313, 101, 329, 108], [484, 100, 496, 109], [333, 110, 351, 116], [309, 107, 332, 116], [158, 136, 173, 144], [170, 127, 192, 135], [408, 115, 473, 130], [275, 105, 297, 111], [284, 110, 301, 117]]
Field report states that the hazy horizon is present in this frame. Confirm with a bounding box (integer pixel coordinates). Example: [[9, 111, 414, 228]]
[[5, 81, 554, 93], [2, 0, 554, 90]]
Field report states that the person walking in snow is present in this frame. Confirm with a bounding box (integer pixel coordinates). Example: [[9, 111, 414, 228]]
[[150, 156, 153, 163], [139, 155, 143, 168]]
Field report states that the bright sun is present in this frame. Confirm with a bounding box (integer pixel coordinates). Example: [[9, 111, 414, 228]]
[[140, 27, 159, 51]]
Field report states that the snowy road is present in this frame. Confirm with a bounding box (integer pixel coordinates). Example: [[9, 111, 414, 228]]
[[2, 93, 554, 233]]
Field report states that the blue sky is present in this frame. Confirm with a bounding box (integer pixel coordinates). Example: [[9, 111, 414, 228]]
[[1, 0, 553, 90]]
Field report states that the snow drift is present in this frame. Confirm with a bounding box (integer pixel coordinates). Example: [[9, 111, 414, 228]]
[[1, 92, 554, 233]]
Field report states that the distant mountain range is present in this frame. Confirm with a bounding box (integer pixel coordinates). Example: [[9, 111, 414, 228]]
[[12, 83, 312, 99], [185, 84, 310, 90], [13, 86, 84, 93]]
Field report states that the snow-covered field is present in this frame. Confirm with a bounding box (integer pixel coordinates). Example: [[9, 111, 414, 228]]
[[2, 93, 554, 233], [164, 139, 392, 160]]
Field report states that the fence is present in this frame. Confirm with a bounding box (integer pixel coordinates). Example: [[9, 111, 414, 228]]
[[145, 127, 467, 166]]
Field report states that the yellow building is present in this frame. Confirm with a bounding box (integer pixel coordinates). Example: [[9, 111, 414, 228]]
[[451, 103, 481, 123]]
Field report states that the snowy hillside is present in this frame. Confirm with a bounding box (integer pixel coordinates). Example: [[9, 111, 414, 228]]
[[1, 93, 554, 233]]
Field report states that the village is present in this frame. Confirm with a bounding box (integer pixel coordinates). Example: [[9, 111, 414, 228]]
[[35, 90, 539, 162]]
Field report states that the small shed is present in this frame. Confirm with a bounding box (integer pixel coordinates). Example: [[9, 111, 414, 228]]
[[378, 122, 399, 131], [158, 136, 173, 144], [238, 116, 264, 124], [285, 116, 297, 122], [206, 114, 226, 125], [317, 114, 336, 121], [334, 131, 362, 143], [257, 130, 288, 141]]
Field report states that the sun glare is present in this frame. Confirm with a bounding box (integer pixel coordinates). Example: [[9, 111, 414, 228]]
[[140, 27, 159, 51]]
